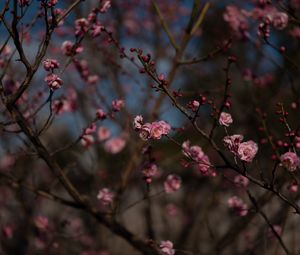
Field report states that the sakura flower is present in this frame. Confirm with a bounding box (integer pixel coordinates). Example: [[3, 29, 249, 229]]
[[44, 73, 63, 90], [104, 137, 126, 154], [182, 140, 205, 162], [159, 240, 175, 255], [112, 99, 125, 112], [223, 135, 244, 155], [43, 58, 60, 71], [280, 152, 300, 172], [97, 188, 114, 206], [219, 112, 233, 127], [150, 121, 171, 139], [288, 182, 298, 193], [164, 174, 181, 194], [223, 5, 248, 35], [142, 163, 158, 184], [271, 12, 288, 30], [237, 140, 258, 163], [61, 41, 83, 56], [81, 135, 94, 148], [227, 196, 248, 216], [91, 22, 104, 37], [139, 123, 152, 141], [87, 75, 99, 85], [96, 108, 106, 120], [188, 100, 200, 112], [97, 126, 111, 141], [34, 216, 49, 231], [84, 122, 96, 135], [196, 155, 212, 175], [99, 1, 111, 13], [133, 115, 143, 130], [47, 0, 58, 7], [234, 175, 249, 187], [75, 18, 89, 37]]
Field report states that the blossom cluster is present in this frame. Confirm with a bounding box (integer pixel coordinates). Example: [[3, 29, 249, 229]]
[[224, 135, 258, 163], [227, 196, 248, 216], [133, 115, 171, 140], [182, 140, 213, 176]]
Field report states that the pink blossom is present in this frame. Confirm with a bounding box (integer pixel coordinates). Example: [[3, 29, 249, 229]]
[[97, 126, 111, 141], [227, 196, 248, 216], [280, 152, 300, 172], [84, 123, 96, 135], [91, 23, 104, 37], [47, 0, 58, 7], [142, 163, 158, 183], [112, 99, 125, 112], [188, 100, 200, 112], [234, 175, 249, 187], [150, 121, 171, 139], [44, 73, 63, 90], [133, 115, 143, 130], [81, 135, 94, 148], [159, 240, 175, 255], [99, 1, 111, 13], [223, 5, 248, 35], [87, 75, 99, 85], [52, 89, 77, 114], [43, 58, 60, 71], [104, 137, 126, 154], [164, 174, 181, 194], [182, 140, 204, 162], [237, 140, 258, 163], [139, 123, 152, 141], [223, 135, 244, 155], [196, 155, 212, 175], [75, 18, 89, 37], [97, 188, 114, 206], [288, 182, 298, 193], [219, 112, 233, 127], [271, 12, 288, 30], [34, 216, 49, 231], [96, 108, 107, 120], [61, 41, 83, 56]]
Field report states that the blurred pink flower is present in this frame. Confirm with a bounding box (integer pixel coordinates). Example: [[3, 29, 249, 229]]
[[280, 152, 300, 172], [104, 137, 126, 154], [34, 216, 49, 231], [228, 196, 248, 216], [164, 174, 181, 194], [97, 126, 111, 141], [75, 18, 89, 36], [81, 135, 94, 148], [97, 188, 114, 206], [112, 99, 125, 112]]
